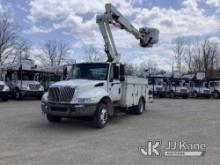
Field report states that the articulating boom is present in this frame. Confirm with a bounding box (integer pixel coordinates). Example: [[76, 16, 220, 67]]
[[96, 3, 159, 62]]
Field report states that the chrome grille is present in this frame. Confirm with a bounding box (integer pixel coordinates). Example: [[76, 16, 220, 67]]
[[48, 87, 75, 102], [156, 87, 162, 91], [48, 87, 60, 102], [29, 84, 40, 90], [0, 85, 3, 91], [203, 90, 210, 94], [181, 89, 187, 93]]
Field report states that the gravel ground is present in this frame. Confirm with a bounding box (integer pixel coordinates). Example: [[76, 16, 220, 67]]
[[0, 99, 220, 165]]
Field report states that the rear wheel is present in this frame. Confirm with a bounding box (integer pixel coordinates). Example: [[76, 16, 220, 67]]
[[47, 114, 62, 123], [134, 98, 145, 115], [92, 103, 109, 129]]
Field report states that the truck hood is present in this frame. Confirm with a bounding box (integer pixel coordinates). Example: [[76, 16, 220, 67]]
[[17, 80, 40, 85], [0, 81, 5, 85], [51, 79, 105, 88]]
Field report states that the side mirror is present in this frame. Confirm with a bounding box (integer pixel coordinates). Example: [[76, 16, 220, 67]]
[[120, 76, 125, 81], [109, 77, 114, 82], [63, 67, 67, 80], [120, 64, 125, 82]]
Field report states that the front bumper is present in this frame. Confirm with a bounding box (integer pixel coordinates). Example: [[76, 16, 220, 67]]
[[41, 102, 97, 117], [153, 91, 166, 97], [175, 92, 189, 97], [198, 93, 211, 97], [0, 91, 10, 97], [20, 90, 44, 97]]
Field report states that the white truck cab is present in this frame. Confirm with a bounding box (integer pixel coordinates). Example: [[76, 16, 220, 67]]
[[41, 63, 150, 128], [5, 70, 44, 100], [168, 79, 190, 98], [148, 84, 166, 98], [189, 81, 211, 98], [208, 80, 220, 98]]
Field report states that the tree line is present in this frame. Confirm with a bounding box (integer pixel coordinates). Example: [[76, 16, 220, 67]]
[[0, 15, 72, 68], [173, 37, 220, 77]]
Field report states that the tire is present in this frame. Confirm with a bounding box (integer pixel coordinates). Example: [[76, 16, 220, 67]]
[[15, 89, 21, 100], [134, 98, 145, 115], [159, 94, 164, 98], [92, 103, 109, 129], [212, 91, 219, 99], [36, 95, 42, 100], [182, 95, 188, 99], [169, 91, 175, 98], [47, 114, 62, 123], [1, 97, 8, 102], [192, 91, 198, 98]]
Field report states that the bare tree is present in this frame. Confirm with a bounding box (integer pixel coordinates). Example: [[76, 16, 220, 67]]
[[57, 41, 70, 65], [125, 63, 137, 75], [184, 42, 193, 73], [0, 15, 18, 67], [83, 46, 106, 62], [15, 39, 30, 63], [201, 39, 219, 76], [182, 38, 220, 77], [173, 37, 185, 73], [41, 40, 70, 66]]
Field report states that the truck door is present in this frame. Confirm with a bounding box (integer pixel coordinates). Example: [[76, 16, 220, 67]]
[[108, 64, 121, 101]]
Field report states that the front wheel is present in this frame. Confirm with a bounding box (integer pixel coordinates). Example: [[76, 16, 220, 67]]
[[47, 114, 62, 123], [92, 103, 109, 129], [134, 98, 145, 115], [169, 91, 175, 98], [1, 96, 8, 102], [212, 91, 219, 99], [192, 91, 198, 98], [36, 95, 42, 100], [15, 89, 21, 100]]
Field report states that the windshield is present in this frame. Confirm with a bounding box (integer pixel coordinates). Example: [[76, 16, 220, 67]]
[[17, 72, 39, 81], [68, 63, 109, 80]]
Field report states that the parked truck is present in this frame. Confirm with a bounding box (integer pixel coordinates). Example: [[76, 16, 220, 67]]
[[41, 3, 159, 128], [4, 59, 44, 100], [168, 78, 190, 98], [189, 80, 211, 98], [148, 76, 166, 98], [208, 78, 220, 98]]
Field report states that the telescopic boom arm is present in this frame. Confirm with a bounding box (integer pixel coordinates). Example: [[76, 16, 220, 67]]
[[96, 3, 159, 62]]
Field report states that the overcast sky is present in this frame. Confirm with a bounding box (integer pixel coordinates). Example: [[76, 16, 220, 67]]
[[0, 0, 220, 70]]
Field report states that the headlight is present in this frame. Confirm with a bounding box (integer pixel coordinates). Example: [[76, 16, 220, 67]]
[[39, 85, 44, 91], [2, 85, 10, 92], [75, 97, 96, 104], [41, 92, 48, 102], [21, 86, 29, 90]]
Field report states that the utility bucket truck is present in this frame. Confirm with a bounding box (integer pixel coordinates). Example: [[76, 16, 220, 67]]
[[41, 4, 159, 128]]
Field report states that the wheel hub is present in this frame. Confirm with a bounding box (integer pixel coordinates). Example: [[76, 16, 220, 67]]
[[100, 108, 108, 124]]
